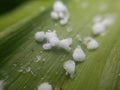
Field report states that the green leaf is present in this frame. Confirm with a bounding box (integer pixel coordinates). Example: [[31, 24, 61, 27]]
[[0, 0, 120, 90]]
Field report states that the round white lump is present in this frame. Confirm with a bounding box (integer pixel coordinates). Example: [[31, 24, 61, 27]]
[[51, 11, 59, 20], [53, 0, 67, 13], [72, 46, 86, 62], [84, 37, 99, 50], [63, 60, 75, 78], [92, 22, 105, 35], [35, 32, 45, 42], [38, 82, 52, 90]]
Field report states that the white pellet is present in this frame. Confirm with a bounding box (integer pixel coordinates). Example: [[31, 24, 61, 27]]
[[51, 11, 59, 20], [58, 38, 72, 51], [35, 32, 45, 42], [63, 60, 75, 78], [53, 0, 67, 13], [48, 37, 60, 47], [84, 37, 99, 50], [25, 67, 31, 73], [43, 43, 52, 50], [35, 55, 42, 62], [38, 82, 52, 90], [51, 0, 70, 25], [92, 22, 105, 35], [60, 18, 68, 25], [72, 46, 86, 62]]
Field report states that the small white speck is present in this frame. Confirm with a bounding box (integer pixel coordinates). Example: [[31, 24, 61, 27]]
[[13, 63, 17, 67], [81, 2, 89, 9], [25, 67, 31, 73], [43, 43, 52, 50], [66, 27, 73, 32], [35, 55, 42, 62], [18, 69, 23, 73], [30, 70, 35, 76], [76, 34, 82, 41]]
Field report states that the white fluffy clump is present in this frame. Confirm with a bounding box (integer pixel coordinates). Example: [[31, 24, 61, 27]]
[[44, 30, 60, 47], [92, 15, 114, 35], [51, 0, 70, 25], [92, 22, 105, 35], [58, 38, 72, 51], [63, 60, 75, 78], [72, 46, 86, 62], [35, 32, 45, 42], [84, 37, 99, 50], [38, 82, 52, 90], [35, 30, 73, 51]]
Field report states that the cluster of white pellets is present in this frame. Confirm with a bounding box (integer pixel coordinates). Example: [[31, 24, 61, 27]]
[[35, 30, 72, 51], [84, 37, 99, 50], [51, 0, 70, 25], [35, 1, 116, 89], [63, 45, 86, 78], [92, 15, 114, 35], [38, 82, 52, 90]]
